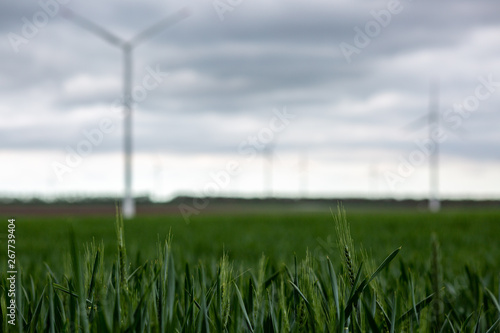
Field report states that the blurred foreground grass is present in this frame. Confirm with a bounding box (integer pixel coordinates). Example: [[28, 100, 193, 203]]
[[0, 209, 499, 332]]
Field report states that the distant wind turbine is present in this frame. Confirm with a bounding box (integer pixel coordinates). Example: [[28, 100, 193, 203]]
[[152, 154, 164, 201], [369, 162, 379, 196], [63, 7, 190, 218], [405, 80, 441, 212], [299, 151, 308, 198], [263, 143, 274, 198], [428, 80, 440, 212]]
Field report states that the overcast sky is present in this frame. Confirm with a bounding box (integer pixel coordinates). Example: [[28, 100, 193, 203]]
[[1, 0, 499, 200]]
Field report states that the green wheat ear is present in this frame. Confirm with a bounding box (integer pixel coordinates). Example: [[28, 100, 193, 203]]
[[115, 204, 128, 290], [332, 203, 356, 288], [219, 252, 233, 329]]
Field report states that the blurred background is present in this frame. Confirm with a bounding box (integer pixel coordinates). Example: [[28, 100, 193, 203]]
[[1, 0, 499, 207]]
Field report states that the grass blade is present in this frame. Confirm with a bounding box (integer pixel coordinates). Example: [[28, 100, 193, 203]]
[[398, 293, 434, 323], [327, 257, 340, 321], [367, 247, 401, 286], [485, 318, 500, 333], [362, 298, 381, 333], [485, 288, 500, 314], [70, 229, 90, 333], [234, 281, 254, 333], [289, 280, 316, 333], [48, 276, 55, 333], [27, 286, 45, 333]]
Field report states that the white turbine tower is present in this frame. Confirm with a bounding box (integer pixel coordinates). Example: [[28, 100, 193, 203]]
[[405, 80, 441, 212], [369, 162, 379, 197], [263, 144, 274, 198], [298, 151, 308, 198], [63, 6, 190, 218], [428, 80, 440, 212]]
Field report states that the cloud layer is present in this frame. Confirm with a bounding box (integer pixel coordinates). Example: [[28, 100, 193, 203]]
[[1, 0, 499, 199]]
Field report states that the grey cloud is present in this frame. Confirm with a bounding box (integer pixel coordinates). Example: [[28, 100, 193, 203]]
[[1, 0, 499, 168]]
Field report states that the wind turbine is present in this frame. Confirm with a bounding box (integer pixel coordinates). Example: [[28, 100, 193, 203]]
[[263, 143, 274, 198], [63, 6, 191, 218], [404, 80, 441, 212], [369, 162, 379, 197], [298, 151, 308, 198], [428, 80, 440, 212]]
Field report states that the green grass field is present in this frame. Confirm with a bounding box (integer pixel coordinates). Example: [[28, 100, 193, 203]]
[[8, 210, 500, 275], [1, 208, 499, 331]]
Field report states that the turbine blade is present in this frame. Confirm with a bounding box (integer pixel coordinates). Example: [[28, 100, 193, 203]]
[[62, 8, 124, 47], [402, 113, 428, 131], [130, 6, 191, 46]]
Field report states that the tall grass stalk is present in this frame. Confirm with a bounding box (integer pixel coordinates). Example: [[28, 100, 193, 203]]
[[115, 205, 128, 291], [332, 204, 356, 289], [219, 253, 232, 330], [431, 233, 443, 330]]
